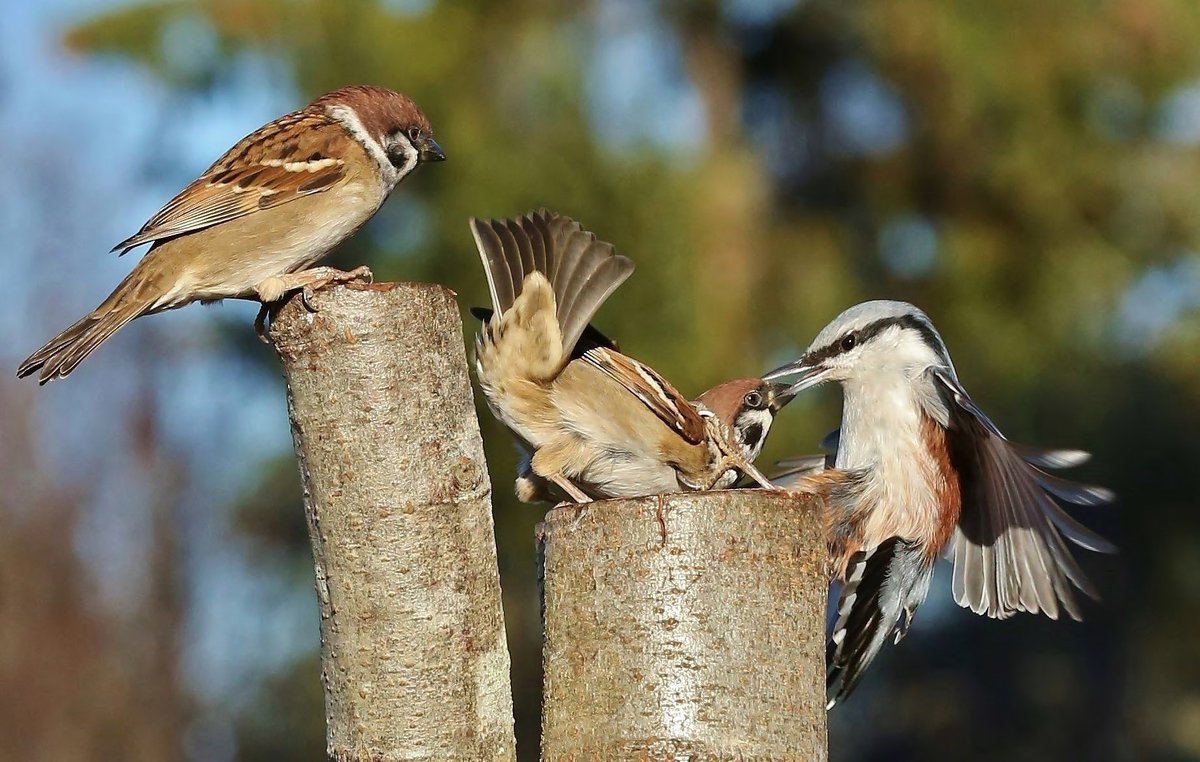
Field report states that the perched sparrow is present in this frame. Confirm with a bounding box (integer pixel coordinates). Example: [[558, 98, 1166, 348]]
[[18, 84, 445, 383], [765, 300, 1115, 706], [470, 210, 788, 503]]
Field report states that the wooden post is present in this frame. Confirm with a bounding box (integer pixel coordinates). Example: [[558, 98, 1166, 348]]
[[539, 491, 828, 761], [270, 283, 517, 762]]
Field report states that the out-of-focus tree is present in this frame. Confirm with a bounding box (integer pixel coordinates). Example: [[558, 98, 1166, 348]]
[[19, 0, 1198, 760], [0, 378, 191, 762]]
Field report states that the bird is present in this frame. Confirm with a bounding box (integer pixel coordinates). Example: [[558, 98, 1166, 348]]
[[764, 300, 1115, 706], [17, 84, 445, 384], [511, 374, 795, 503], [470, 209, 791, 503]]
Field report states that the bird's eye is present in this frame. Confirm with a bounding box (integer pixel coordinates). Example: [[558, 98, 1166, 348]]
[[406, 126, 422, 142], [840, 333, 857, 352], [744, 391, 764, 409]]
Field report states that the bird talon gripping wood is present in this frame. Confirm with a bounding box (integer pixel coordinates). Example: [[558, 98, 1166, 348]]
[[766, 300, 1115, 706], [17, 86, 444, 384]]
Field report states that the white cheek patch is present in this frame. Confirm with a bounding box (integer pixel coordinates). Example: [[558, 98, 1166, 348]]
[[325, 104, 399, 188]]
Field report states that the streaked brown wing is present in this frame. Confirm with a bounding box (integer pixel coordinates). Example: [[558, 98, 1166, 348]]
[[579, 347, 706, 444], [932, 367, 1115, 622], [113, 110, 349, 253]]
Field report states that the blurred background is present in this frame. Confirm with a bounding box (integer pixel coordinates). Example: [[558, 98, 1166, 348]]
[[1, 0, 1196, 759]]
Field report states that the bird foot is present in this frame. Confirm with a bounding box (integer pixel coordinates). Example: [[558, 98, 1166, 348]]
[[291, 265, 374, 312], [549, 472, 592, 504], [253, 266, 374, 339], [254, 303, 277, 344], [701, 414, 778, 490]]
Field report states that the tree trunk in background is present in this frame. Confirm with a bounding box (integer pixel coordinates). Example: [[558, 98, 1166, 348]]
[[270, 284, 517, 762], [539, 491, 828, 761], [679, 8, 770, 375]]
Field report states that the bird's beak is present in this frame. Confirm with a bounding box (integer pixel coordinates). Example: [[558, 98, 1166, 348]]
[[417, 136, 446, 162], [767, 382, 797, 413], [763, 357, 828, 396]]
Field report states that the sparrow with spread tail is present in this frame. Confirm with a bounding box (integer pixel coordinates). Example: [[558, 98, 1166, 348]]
[[18, 84, 445, 383], [470, 210, 791, 503], [765, 300, 1115, 706]]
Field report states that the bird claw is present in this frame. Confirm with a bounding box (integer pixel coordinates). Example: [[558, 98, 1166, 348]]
[[305, 266, 372, 310], [293, 266, 375, 314], [702, 414, 778, 491], [254, 304, 272, 343], [252, 265, 373, 334], [300, 286, 319, 312]]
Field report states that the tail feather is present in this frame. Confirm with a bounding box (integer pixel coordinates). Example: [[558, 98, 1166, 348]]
[[17, 278, 156, 383], [469, 210, 633, 360]]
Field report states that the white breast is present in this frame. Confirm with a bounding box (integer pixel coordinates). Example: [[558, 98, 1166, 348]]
[[837, 375, 944, 548]]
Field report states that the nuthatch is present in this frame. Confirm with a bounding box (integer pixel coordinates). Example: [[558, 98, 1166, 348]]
[[766, 300, 1114, 706]]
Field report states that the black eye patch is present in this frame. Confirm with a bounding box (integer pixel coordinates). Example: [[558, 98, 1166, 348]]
[[386, 142, 411, 168], [740, 422, 764, 451]]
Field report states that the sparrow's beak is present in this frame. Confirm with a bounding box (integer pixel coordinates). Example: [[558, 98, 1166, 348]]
[[763, 357, 828, 396], [417, 135, 446, 162], [767, 382, 797, 413]]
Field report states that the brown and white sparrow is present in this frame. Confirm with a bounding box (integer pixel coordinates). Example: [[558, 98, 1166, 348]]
[[470, 210, 792, 503], [765, 300, 1114, 705], [18, 84, 445, 383]]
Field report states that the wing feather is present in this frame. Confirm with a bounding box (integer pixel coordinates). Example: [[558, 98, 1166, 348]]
[[580, 347, 706, 444], [113, 111, 349, 253], [933, 367, 1114, 621]]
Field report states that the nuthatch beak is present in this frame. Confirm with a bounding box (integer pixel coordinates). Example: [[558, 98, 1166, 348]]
[[763, 357, 828, 396]]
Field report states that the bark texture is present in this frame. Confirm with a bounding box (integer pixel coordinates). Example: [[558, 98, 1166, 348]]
[[539, 491, 827, 761], [270, 283, 516, 762]]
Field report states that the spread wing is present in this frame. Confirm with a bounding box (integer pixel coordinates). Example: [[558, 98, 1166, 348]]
[[931, 367, 1116, 621], [469, 212, 633, 359], [469, 306, 620, 357], [113, 110, 350, 253], [579, 347, 706, 444]]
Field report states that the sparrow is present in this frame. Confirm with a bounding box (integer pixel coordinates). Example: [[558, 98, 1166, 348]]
[[764, 300, 1115, 706], [18, 84, 445, 383], [509, 375, 794, 503], [470, 210, 789, 503]]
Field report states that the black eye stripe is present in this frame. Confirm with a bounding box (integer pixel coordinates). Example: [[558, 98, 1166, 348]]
[[808, 314, 947, 364]]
